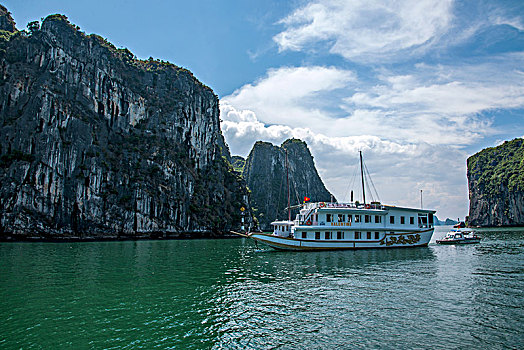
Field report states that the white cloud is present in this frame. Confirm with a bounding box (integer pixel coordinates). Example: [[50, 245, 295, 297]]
[[492, 16, 524, 31], [344, 59, 524, 144], [351, 61, 524, 116], [223, 65, 356, 128], [488, 2, 524, 32], [273, 0, 454, 61]]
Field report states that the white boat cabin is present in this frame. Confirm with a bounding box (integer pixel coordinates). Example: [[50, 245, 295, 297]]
[[445, 232, 464, 240], [271, 220, 294, 237]]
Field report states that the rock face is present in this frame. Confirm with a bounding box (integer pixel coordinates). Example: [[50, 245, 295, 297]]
[[243, 139, 333, 230], [0, 10, 250, 238], [467, 138, 524, 227]]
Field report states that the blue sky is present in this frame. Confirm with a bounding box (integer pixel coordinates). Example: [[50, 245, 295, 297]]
[[6, 0, 524, 220]]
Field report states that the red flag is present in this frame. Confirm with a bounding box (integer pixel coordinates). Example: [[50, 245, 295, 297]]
[[304, 196, 310, 202]]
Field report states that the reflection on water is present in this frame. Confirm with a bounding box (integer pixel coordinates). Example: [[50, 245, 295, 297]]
[[231, 245, 436, 282], [0, 226, 522, 349]]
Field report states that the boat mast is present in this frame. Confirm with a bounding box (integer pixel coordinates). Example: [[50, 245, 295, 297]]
[[360, 151, 366, 205], [286, 149, 291, 221]]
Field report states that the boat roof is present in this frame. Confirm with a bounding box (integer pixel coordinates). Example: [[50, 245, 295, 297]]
[[270, 220, 294, 226], [301, 202, 435, 214], [382, 205, 436, 214]]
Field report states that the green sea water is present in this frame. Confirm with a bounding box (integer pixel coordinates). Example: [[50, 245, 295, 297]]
[[1, 226, 523, 349]]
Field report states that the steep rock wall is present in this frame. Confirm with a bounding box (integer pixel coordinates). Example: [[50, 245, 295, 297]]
[[0, 10, 250, 238], [467, 138, 524, 227], [243, 139, 333, 230]]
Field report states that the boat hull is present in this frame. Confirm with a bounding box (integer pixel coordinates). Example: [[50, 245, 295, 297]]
[[436, 239, 480, 245], [248, 229, 434, 251]]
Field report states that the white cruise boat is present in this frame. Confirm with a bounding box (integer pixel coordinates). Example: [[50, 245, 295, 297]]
[[248, 202, 435, 250], [246, 152, 436, 251]]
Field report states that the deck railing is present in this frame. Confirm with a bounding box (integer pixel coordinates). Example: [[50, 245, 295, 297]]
[[303, 202, 384, 210]]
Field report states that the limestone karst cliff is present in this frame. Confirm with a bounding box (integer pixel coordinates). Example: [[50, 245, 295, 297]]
[[467, 138, 524, 227], [0, 7, 251, 238], [243, 139, 334, 231]]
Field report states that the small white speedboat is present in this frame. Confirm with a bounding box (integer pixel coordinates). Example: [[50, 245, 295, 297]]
[[436, 228, 481, 245]]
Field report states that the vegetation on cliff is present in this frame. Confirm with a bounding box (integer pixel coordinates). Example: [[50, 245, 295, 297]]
[[231, 156, 246, 173], [468, 138, 524, 194], [467, 138, 524, 226]]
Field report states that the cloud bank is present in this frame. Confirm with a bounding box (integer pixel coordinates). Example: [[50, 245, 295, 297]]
[[273, 0, 454, 62]]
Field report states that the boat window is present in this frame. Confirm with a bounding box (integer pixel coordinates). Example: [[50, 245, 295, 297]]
[[347, 215, 352, 223], [337, 231, 343, 239], [410, 217, 414, 225], [355, 215, 361, 223], [367, 232, 371, 239], [401, 216, 405, 224], [338, 214, 345, 222], [325, 232, 331, 240], [375, 232, 380, 239], [302, 232, 307, 239], [326, 214, 332, 222], [428, 213, 434, 226], [390, 216, 395, 224], [375, 215, 381, 223], [355, 231, 361, 239], [315, 232, 320, 240], [418, 214, 428, 228], [365, 215, 371, 223]]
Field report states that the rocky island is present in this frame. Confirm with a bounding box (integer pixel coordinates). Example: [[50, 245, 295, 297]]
[[0, 6, 251, 239], [242, 139, 333, 231], [467, 138, 524, 227]]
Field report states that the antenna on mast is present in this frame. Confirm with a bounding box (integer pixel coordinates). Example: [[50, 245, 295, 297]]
[[286, 149, 291, 221], [360, 150, 366, 205], [420, 190, 423, 209]]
